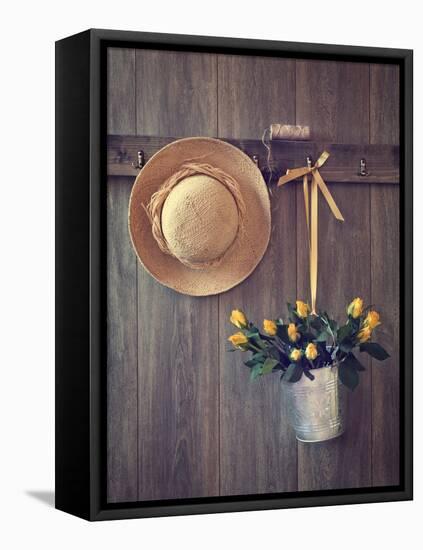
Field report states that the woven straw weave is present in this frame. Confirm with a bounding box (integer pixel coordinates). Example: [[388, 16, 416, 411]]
[[128, 137, 271, 296]]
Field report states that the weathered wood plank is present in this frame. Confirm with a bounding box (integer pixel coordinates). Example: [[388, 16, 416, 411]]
[[370, 64, 400, 486], [218, 55, 298, 496], [107, 48, 138, 502], [296, 60, 372, 490], [135, 50, 220, 500], [296, 60, 370, 144], [216, 55, 296, 139], [370, 64, 400, 145], [107, 48, 136, 136], [296, 182, 372, 490], [107, 135, 399, 183], [135, 49, 217, 136]]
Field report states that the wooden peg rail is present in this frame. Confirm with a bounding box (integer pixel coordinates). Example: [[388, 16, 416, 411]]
[[107, 135, 399, 184]]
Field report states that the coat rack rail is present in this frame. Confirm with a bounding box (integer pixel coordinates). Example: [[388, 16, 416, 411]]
[[107, 135, 399, 185]]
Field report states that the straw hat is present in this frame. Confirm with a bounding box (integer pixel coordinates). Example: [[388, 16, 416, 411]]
[[128, 137, 271, 296]]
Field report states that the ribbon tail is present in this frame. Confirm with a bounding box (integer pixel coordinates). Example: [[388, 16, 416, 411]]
[[303, 174, 310, 251], [310, 174, 318, 314], [278, 166, 311, 187], [313, 169, 345, 222]]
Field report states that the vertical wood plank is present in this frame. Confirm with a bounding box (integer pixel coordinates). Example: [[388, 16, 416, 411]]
[[135, 50, 220, 500], [296, 60, 370, 143], [218, 55, 298, 495], [296, 60, 372, 490], [296, 183, 372, 490], [370, 65, 400, 145], [136, 50, 217, 136], [107, 48, 136, 136], [370, 64, 400, 486], [216, 55, 296, 139], [107, 48, 138, 502]]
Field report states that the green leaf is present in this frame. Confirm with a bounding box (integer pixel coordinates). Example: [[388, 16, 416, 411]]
[[359, 342, 390, 360], [310, 317, 324, 331], [300, 330, 315, 341], [269, 347, 281, 360], [304, 369, 315, 381], [337, 324, 352, 343], [254, 338, 268, 350], [250, 364, 262, 381], [339, 362, 359, 391], [329, 319, 338, 332], [284, 363, 303, 383], [244, 358, 260, 368], [343, 352, 366, 371], [316, 330, 329, 342], [262, 358, 280, 374], [339, 337, 354, 353]]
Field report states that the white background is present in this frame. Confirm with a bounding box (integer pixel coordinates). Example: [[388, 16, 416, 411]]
[[0, 0, 420, 548]]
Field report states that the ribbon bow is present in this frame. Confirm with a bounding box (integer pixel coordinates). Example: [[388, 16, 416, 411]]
[[278, 151, 344, 314]]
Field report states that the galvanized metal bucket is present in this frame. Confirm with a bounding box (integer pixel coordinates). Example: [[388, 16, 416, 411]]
[[281, 365, 346, 443]]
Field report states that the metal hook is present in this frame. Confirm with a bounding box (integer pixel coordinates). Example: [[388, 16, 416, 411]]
[[132, 150, 145, 170], [358, 158, 369, 177], [252, 154, 259, 167], [306, 156, 313, 168]]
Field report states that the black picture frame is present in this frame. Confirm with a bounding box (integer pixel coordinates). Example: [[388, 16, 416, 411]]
[[55, 28, 413, 521]]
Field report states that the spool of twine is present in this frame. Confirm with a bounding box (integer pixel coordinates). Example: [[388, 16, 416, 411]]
[[144, 162, 246, 269], [270, 124, 310, 141]]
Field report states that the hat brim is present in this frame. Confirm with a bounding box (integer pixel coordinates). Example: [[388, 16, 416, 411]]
[[128, 137, 271, 297]]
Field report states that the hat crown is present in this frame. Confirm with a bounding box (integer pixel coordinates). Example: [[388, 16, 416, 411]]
[[161, 175, 239, 265]]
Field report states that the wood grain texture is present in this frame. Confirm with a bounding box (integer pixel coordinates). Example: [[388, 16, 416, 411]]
[[105, 49, 401, 501], [296, 60, 370, 144], [217, 55, 296, 139], [296, 182, 372, 490], [135, 50, 220, 500], [107, 48, 136, 135], [370, 64, 400, 486], [107, 135, 399, 183], [370, 65, 400, 145], [135, 49, 217, 136], [296, 60, 372, 490], [107, 48, 138, 502], [218, 55, 298, 495]]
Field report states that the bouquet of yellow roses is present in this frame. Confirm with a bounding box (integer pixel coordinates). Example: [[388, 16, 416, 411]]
[[228, 298, 389, 391]]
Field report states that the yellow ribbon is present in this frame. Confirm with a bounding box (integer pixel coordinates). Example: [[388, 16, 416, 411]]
[[278, 151, 344, 314]]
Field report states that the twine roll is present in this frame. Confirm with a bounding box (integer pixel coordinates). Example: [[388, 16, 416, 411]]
[[144, 162, 246, 269], [270, 124, 311, 141]]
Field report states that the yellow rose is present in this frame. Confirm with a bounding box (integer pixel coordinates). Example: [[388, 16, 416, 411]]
[[296, 300, 310, 318], [230, 309, 248, 329], [305, 342, 318, 361], [364, 310, 381, 329], [347, 297, 364, 318], [263, 319, 277, 336], [228, 332, 249, 349], [287, 323, 299, 342], [290, 349, 302, 362], [357, 326, 372, 343]]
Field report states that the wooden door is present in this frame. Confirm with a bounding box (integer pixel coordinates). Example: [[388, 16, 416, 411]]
[[107, 48, 400, 502]]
